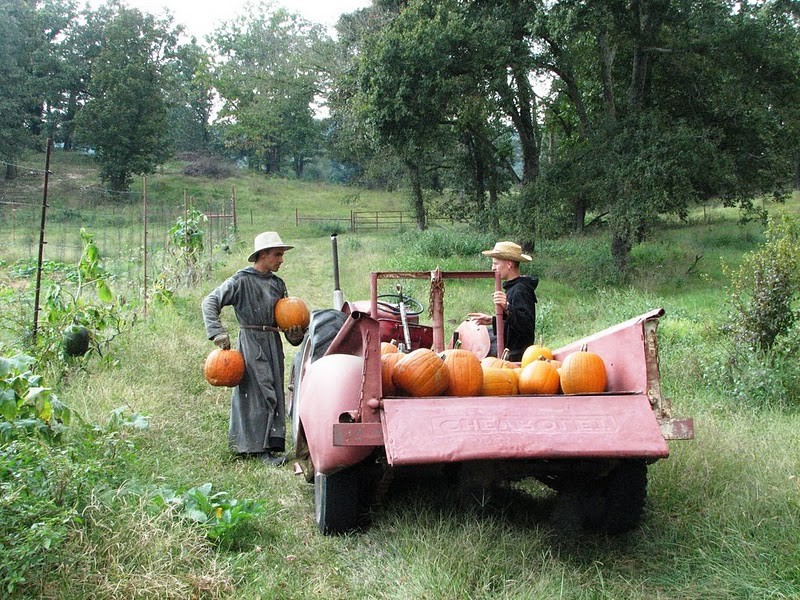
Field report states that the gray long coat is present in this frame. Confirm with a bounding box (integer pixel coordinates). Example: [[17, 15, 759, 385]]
[[202, 267, 287, 454]]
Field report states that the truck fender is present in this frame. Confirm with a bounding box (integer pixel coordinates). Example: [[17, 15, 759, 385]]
[[299, 353, 376, 475]]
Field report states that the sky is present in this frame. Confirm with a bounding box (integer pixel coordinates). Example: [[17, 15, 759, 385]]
[[117, 0, 372, 39]]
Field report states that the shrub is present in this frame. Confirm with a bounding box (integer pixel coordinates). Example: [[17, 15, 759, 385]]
[[719, 215, 800, 407], [724, 215, 800, 353]]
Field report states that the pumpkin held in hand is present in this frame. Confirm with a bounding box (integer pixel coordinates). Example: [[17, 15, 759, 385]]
[[559, 344, 607, 394], [204, 348, 245, 387], [274, 297, 310, 330]]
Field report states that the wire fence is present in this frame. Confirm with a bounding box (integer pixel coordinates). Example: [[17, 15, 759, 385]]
[[0, 155, 237, 316]]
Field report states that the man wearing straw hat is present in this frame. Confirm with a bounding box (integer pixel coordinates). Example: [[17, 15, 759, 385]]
[[202, 231, 305, 466], [468, 240, 538, 362]]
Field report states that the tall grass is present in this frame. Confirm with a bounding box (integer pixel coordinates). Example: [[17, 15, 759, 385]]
[[2, 160, 799, 598]]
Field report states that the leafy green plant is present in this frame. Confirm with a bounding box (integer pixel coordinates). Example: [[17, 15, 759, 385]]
[[163, 208, 210, 287], [152, 482, 267, 546], [0, 354, 71, 442], [719, 215, 800, 407], [724, 215, 800, 353]]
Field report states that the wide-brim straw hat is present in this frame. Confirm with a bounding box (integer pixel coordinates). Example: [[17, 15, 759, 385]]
[[481, 241, 532, 262], [247, 231, 294, 262]]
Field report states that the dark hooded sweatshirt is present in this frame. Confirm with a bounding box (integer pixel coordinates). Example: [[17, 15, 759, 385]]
[[493, 275, 538, 362]]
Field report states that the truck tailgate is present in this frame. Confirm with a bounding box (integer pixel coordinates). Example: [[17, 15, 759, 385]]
[[380, 394, 669, 466]]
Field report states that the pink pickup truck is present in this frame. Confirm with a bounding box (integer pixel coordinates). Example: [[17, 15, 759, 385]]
[[290, 268, 694, 535]]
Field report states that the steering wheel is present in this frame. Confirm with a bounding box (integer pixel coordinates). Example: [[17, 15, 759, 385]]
[[376, 293, 424, 316]]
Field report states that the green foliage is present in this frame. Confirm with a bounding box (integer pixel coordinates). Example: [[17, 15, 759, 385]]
[[724, 215, 800, 353], [211, 6, 328, 175], [717, 215, 800, 407], [0, 349, 146, 597], [74, 6, 175, 190], [0, 354, 70, 443], [162, 208, 209, 288], [151, 482, 267, 547]]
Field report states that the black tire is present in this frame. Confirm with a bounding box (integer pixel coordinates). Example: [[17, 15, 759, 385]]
[[553, 459, 648, 535], [315, 468, 361, 535], [588, 459, 648, 534]]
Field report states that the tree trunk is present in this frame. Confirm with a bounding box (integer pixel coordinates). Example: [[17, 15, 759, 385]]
[[611, 231, 632, 272], [405, 159, 426, 231], [598, 27, 617, 121], [5, 163, 17, 180], [293, 154, 304, 178], [573, 196, 586, 233], [497, 67, 541, 185]]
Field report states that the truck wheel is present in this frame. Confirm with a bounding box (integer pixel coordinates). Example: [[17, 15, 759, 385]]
[[315, 467, 361, 535], [588, 459, 648, 535], [555, 459, 648, 535]]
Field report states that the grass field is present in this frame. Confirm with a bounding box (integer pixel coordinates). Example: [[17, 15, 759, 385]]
[[1, 155, 799, 599]]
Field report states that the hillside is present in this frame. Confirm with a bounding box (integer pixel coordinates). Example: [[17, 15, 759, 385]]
[[1, 157, 799, 598]]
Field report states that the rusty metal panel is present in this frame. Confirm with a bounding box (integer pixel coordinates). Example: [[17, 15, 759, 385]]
[[333, 422, 384, 446], [659, 417, 695, 440], [381, 395, 670, 466]]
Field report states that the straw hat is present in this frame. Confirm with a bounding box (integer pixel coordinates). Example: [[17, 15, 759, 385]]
[[247, 231, 294, 262], [481, 241, 532, 262]]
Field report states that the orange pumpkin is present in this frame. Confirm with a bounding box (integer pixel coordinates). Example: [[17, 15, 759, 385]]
[[393, 348, 450, 397], [381, 341, 400, 355], [560, 344, 607, 394], [481, 356, 515, 369], [480, 367, 518, 396], [381, 352, 404, 396], [442, 349, 483, 396], [204, 348, 245, 387], [518, 359, 560, 394], [520, 344, 554, 367], [274, 297, 310, 330]]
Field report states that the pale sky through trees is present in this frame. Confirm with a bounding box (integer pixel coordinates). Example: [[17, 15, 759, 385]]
[[103, 0, 371, 39]]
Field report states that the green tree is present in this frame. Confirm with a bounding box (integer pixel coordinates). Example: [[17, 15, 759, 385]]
[[74, 5, 175, 191], [532, 0, 800, 270], [211, 5, 328, 176], [162, 39, 214, 152], [0, 0, 74, 175], [0, 0, 34, 178]]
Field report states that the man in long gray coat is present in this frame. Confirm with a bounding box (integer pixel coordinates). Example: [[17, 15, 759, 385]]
[[202, 231, 304, 466]]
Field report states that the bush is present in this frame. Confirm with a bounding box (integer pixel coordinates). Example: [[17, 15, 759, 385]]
[[724, 215, 800, 352], [719, 215, 800, 407]]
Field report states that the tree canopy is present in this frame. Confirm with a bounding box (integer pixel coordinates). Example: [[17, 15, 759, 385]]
[[3, 0, 799, 263]]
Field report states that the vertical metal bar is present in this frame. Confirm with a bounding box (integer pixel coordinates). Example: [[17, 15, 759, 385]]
[[231, 185, 237, 233], [431, 268, 444, 353], [494, 269, 504, 357], [370, 272, 378, 319], [142, 176, 148, 319], [32, 138, 52, 342], [331, 233, 344, 310]]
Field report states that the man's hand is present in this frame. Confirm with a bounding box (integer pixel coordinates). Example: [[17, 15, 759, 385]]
[[213, 333, 231, 350], [492, 290, 508, 310], [467, 312, 493, 326], [284, 325, 305, 346]]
